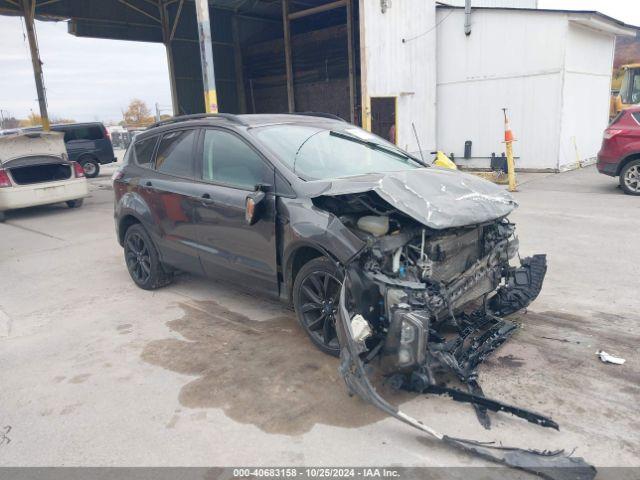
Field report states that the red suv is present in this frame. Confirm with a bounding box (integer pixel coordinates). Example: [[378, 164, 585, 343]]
[[598, 106, 640, 195]]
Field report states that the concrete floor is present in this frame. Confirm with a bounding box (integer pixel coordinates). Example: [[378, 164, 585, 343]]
[[0, 161, 638, 468]]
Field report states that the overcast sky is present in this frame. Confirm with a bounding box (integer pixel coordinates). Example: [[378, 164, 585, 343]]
[[1, 1, 639, 124]]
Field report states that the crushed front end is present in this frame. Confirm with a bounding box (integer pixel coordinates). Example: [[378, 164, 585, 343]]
[[307, 171, 594, 479], [333, 206, 547, 402]]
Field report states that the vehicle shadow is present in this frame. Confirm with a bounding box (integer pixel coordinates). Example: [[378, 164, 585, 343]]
[[2, 203, 74, 223]]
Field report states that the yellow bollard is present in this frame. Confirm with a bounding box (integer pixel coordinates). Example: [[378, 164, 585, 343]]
[[502, 108, 517, 192]]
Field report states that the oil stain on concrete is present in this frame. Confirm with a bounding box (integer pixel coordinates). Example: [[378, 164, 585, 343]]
[[141, 300, 411, 435]]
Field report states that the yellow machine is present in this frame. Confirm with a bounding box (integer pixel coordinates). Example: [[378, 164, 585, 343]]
[[433, 151, 458, 169], [611, 63, 640, 118]]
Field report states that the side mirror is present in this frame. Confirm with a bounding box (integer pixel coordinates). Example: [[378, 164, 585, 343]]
[[245, 190, 266, 225]]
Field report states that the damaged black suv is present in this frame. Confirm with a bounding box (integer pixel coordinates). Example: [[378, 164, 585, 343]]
[[114, 112, 545, 365], [114, 113, 598, 477]]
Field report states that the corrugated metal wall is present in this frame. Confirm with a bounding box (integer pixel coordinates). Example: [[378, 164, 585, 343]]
[[436, 8, 616, 171], [360, 0, 437, 153]]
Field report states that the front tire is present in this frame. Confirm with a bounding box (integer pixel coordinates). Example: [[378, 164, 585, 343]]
[[80, 157, 100, 178], [620, 159, 640, 196], [123, 224, 173, 290], [293, 257, 342, 357], [0, 211, 5, 222]]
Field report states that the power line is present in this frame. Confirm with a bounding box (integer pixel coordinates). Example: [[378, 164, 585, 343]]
[[402, 9, 454, 44]]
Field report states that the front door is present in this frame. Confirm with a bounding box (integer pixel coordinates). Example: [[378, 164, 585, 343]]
[[192, 128, 278, 294]]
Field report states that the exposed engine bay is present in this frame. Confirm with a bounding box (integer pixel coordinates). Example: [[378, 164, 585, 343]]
[[313, 191, 596, 480]]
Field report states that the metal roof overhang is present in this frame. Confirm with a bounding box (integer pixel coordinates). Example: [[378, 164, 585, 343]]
[[0, 0, 334, 43], [567, 13, 637, 37]]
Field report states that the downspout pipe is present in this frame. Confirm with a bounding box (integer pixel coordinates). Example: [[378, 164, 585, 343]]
[[464, 0, 472, 36]]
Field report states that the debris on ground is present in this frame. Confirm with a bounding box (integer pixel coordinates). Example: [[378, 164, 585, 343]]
[[596, 350, 625, 365]]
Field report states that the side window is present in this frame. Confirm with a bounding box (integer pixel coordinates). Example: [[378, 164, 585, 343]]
[[155, 129, 197, 178], [87, 126, 104, 140], [202, 129, 270, 189], [73, 127, 90, 140], [133, 136, 157, 168], [61, 128, 76, 142]]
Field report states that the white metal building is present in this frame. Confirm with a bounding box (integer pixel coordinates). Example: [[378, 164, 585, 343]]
[[360, 0, 437, 155], [359, 2, 636, 171], [444, 0, 538, 8], [435, 6, 636, 171]]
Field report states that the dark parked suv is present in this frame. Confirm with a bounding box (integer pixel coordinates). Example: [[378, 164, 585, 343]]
[[27, 122, 116, 178], [114, 113, 545, 376]]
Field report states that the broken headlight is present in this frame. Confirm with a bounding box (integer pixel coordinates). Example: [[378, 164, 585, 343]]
[[380, 289, 429, 372]]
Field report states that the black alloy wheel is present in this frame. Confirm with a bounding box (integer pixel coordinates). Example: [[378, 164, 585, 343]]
[[123, 224, 173, 290], [293, 257, 342, 356]]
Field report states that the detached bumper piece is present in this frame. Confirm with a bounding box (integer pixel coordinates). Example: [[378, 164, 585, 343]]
[[489, 254, 548, 316], [335, 254, 595, 480]]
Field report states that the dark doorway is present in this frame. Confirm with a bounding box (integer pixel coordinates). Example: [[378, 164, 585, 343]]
[[370, 97, 396, 144]]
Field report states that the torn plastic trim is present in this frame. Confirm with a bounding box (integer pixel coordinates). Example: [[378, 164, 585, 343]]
[[335, 280, 596, 480]]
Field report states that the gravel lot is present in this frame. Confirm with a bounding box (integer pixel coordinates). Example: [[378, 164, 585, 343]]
[[0, 160, 638, 468]]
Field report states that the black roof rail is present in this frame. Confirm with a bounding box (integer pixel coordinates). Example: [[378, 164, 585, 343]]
[[148, 113, 248, 129], [293, 112, 347, 122]]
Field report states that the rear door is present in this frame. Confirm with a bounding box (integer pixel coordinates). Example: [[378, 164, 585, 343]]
[[192, 128, 278, 294], [148, 128, 203, 273]]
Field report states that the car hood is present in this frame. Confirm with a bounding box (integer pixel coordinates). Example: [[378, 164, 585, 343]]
[[0, 132, 66, 164], [306, 167, 517, 229]]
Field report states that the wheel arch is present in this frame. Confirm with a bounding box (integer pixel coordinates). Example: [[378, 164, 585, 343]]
[[118, 214, 142, 246], [284, 242, 337, 303], [616, 152, 640, 176], [76, 152, 99, 163]]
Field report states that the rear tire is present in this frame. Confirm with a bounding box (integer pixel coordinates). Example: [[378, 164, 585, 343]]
[[620, 160, 640, 196], [66, 198, 84, 208], [123, 224, 173, 290], [80, 157, 100, 178], [293, 256, 342, 357], [0, 211, 5, 223]]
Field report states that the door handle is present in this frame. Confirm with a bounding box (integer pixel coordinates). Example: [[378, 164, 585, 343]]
[[200, 193, 215, 206]]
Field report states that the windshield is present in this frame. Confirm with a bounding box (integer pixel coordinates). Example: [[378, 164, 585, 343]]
[[620, 68, 640, 105], [252, 124, 422, 180]]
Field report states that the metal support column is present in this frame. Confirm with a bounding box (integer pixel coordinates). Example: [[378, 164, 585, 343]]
[[232, 15, 247, 114], [346, 0, 355, 123], [195, 0, 218, 113], [358, 0, 370, 131], [282, 0, 295, 112], [21, 0, 50, 130], [160, 0, 181, 116]]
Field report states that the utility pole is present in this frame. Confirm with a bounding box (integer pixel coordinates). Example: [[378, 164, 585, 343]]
[[195, 0, 218, 113], [155, 102, 161, 122], [21, 0, 50, 131]]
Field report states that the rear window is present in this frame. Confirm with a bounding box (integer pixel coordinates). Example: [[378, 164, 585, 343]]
[[133, 136, 158, 168], [632, 112, 640, 125]]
